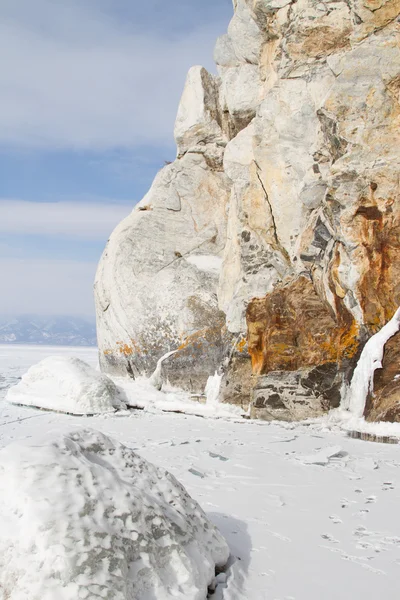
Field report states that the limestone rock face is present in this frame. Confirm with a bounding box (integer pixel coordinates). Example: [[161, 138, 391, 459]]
[[95, 152, 231, 392], [95, 0, 400, 419]]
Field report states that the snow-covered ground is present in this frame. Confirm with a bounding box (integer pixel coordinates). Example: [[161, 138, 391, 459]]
[[1, 345, 400, 600]]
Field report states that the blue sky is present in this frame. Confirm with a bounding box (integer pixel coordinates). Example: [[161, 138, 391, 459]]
[[0, 0, 233, 318]]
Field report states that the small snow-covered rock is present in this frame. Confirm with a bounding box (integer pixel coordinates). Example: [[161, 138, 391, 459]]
[[296, 446, 346, 466], [6, 356, 126, 415], [0, 429, 230, 600]]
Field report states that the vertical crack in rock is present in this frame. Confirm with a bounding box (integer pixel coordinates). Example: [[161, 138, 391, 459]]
[[95, 0, 400, 421], [254, 161, 291, 266]]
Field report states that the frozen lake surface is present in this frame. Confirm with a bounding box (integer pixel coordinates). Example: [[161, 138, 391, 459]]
[[1, 344, 400, 600]]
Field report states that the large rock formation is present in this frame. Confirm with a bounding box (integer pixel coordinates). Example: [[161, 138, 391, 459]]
[[95, 0, 400, 421]]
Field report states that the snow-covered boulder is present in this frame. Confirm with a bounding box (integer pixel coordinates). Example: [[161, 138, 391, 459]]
[[6, 356, 126, 415], [0, 429, 230, 600]]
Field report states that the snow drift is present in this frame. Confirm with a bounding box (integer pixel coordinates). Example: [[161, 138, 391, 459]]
[[0, 429, 230, 600], [5, 356, 126, 415]]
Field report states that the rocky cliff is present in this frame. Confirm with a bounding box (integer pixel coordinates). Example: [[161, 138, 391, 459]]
[[95, 0, 400, 421]]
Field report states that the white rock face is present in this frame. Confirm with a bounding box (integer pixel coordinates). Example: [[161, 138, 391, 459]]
[[0, 429, 230, 600], [6, 356, 125, 415], [213, 34, 239, 68], [221, 64, 261, 126], [174, 66, 226, 160], [227, 0, 263, 65], [95, 0, 400, 420], [95, 152, 231, 391]]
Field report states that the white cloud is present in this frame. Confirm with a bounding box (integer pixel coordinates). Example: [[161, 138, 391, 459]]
[[0, 258, 96, 316], [0, 200, 131, 240], [0, 0, 229, 150]]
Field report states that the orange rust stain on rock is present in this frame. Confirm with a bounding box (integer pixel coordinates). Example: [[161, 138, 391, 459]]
[[246, 276, 359, 376], [339, 184, 400, 335], [177, 326, 222, 352], [115, 341, 134, 356], [236, 338, 247, 353]]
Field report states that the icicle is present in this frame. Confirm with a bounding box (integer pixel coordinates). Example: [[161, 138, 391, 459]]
[[205, 371, 223, 405], [344, 307, 400, 418], [149, 350, 178, 391]]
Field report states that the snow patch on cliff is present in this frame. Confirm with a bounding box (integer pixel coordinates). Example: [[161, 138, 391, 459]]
[[186, 254, 223, 273]]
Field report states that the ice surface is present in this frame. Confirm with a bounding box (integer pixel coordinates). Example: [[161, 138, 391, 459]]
[[296, 445, 346, 466], [6, 356, 126, 415], [0, 428, 229, 600], [2, 345, 400, 599]]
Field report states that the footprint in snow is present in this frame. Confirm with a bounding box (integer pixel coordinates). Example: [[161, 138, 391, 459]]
[[382, 535, 400, 545], [341, 498, 357, 508], [188, 468, 206, 479], [321, 533, 339, 544], [365, 495, 377, 504], [354, 526, 369, 538], [209, 452, 229, 462], [329, 515, 342, 524], [356, 540, 374, 550], [266, 529, 292, 542], [321, 546, 386, 574], [382, 482, 395, 491]]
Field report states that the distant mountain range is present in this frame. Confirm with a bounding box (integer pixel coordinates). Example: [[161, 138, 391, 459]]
[[0, 316, 97, 346]]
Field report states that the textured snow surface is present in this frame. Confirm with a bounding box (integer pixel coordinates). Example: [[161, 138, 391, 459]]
[[6, 355, 126, 415], [0, 428, 229, 600], [1, 346, 400, 599]]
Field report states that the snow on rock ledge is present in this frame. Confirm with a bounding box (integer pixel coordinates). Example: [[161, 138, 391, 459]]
[[0, 429, 230, 600], [6, 356, 126, 415]]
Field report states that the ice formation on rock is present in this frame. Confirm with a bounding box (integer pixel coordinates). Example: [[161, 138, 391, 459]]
[[205, 371, 223, 405], [343, 308, 400, 419]]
